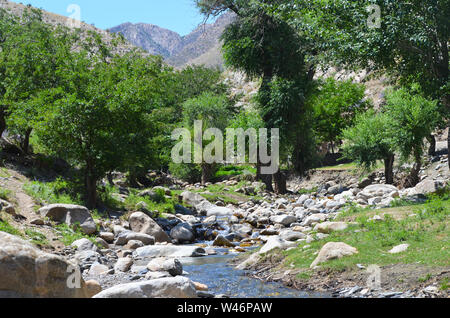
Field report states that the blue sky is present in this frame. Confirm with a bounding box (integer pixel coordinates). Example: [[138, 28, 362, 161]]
[[13, 0, 208, 35]]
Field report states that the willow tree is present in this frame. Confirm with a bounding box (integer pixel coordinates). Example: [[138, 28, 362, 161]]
[[264, 0, 449, 168], [196, 0, 313, 193]]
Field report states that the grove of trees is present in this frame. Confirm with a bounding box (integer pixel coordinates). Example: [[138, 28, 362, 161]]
[[0, 1, 448, 207]]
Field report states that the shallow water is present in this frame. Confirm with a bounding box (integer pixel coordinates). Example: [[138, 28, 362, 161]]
[[181, 255, 329, 298]]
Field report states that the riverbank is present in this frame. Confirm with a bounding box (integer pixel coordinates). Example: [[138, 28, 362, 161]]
[[237, 199, 450, 298]]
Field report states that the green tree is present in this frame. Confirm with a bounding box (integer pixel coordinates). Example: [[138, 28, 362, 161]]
[[35, 34, 167, 208], [383, 87, 440, 187], [342, 111, 396, 184], [181, 92, 233, 184], [196, 0, 313, 193], [265, 0, 449, 167], [308, 77, 372, 153], [0, 8, 74, 153]]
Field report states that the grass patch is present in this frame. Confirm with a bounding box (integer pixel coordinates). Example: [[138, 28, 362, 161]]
[[284, 196, 449, 272], [0, 217, 22, 236], [0, 187, 12, 201], [0, 167, 11, 178], [214, 165, 257, 178], [25, 228, 49, 246], [23, 178, 82, 205], [55, 223, 97, 246], [440, 278, 449, 291]]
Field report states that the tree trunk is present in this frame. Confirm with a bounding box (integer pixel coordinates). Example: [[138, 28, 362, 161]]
[[21, 128, 32, 154], [384, 154, 395, 185], [405, 152, 422, 188], [273, 170, 287, 194], [427, 135, 436, 156], [201, 163, 212, 185], [0, 107, 6, 138], [107, 172, 114, 187], [256, 158, 273, 192], [85, 161, 97, 209]]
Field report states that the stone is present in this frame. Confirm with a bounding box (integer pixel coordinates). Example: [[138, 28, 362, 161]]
[[114, 257, 133, 272], [93, 277, 198, 298], [359, 184, 398, 199], [328, 185, 343, 195], [174, 204, 194, 215], [314, 222, 349, 234], [85, 280, 102, 298], [213, 235, 235, 248], [310, 242, 358, 268], [170, 223, 195, 243], [145, 271, 172, 280], [71, 238, 97, 252], [0, 199, 15, 216], [30, 217, 44, 225], [259, 236, 296, 254], [95, 237, 109, 249], [206, 206, 234, 217], [99, 232, 115, 243], [235, 253, 261, 270], [303, 213, 328, 226], [134, 245, 207, 259], [124, 240, 144, 250], [193, 282, 209, 291], [388, 244, 409, 254], [39, 204, 96, 235], [415, 179, 446, 195], [146, 258, 183, 277], [128, 212, 170, 243], [181, 191, 208, 207], [270, 215, 297, 227], [89, 263, 109, 276], [0, 232, 89, 298], [279, 230, 306, 241], [297, 194, 310, 205], [114, 231, 155, 246]]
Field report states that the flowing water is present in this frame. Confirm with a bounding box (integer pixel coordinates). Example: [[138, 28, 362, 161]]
[[181, 254, 329, 298]]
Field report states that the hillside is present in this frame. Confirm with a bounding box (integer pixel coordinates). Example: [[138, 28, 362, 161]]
[[109, 12, 235, 68], [0, 0, 138, 56]]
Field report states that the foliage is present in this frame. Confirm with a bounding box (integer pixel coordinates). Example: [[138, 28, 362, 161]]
[[341, 110, 395, 171], [308, 77, 371, 148], [55, 223, 97, 246], [383, 87, 440, 163], [0, 217, 21, 236], [0, 187, 12, 201], [23, 178, 82, 205]]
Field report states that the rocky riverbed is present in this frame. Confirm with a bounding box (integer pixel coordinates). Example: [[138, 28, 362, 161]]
[[0, 151, 448, 298]]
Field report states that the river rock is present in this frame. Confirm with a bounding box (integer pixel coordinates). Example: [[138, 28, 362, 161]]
[[279, 230, 306, 241], [388, 244, 409, 254], [310, 242, 358, 268], [414, 179, 446, 195], [89, 263, 109, 276], [303, 213, 328, 226], [85, 280, 102, 298], [133, 245, 207, 259], [146, 258, 183, 276], [39, 204, 96, 235], [129, 212, 171, 243], [114, 257, 133, 272], [170, 223, 195, 243], [259, 236, 296, 254], [213, 235, 235, 248], [359, 184, 398, 199], [206, 206, 234, 217], [314, 222, 349, 234], [0, 232, 89, 298], [71, 238, 97, 252], [99, 232, 115, 243], [114, 231, 155, 246], [93, 276, 198, 298], [124, 240, 144, 250], [270, 215, 297, 227]]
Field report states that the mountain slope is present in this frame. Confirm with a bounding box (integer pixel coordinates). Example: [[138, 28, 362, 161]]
[[109, 12, 235, 68]]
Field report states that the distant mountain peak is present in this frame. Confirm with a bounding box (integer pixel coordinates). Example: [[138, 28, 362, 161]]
[[109, 12, 236, 68]]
